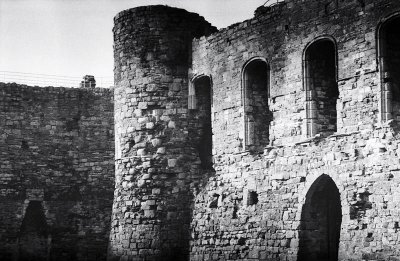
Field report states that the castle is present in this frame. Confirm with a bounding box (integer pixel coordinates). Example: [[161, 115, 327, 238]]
[[1, 0, 400, 260]]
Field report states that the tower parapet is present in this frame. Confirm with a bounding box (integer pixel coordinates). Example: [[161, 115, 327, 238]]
[[109, 5, 216, 260]]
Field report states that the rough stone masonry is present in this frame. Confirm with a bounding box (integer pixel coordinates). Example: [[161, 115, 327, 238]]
[[108, 0, 400, 261], [3, 0, 400, 260], [0, 83, 114, 260]]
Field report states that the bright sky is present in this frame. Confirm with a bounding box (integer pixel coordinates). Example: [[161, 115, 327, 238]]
[[0, 0, 266, 85]]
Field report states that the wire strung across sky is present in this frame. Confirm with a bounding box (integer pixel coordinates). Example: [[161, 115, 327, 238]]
[[263, 0, 285, 6], [0, 71, 114, 88]]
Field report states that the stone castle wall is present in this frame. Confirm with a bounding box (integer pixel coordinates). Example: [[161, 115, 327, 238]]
[[108, 6, 217, 261], [189, 0, 400, 260], [2, 0, 400, 260], [0, 83, 114, 261], [111, 0, 400, 260]]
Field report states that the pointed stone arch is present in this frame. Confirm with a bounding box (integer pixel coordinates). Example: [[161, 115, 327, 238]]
[[18, 201, 49, 261], [298, 174, 342, 261]]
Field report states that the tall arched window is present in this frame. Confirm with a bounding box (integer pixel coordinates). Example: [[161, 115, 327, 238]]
[[378, 14, 400, 122], [304, 38, 339, 137], [189, 75, 213, 169], [242, 58, 271, 150]]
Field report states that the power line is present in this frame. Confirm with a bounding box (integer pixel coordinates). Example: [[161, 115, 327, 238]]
[[0, 71, 114, 88], [263, 0, 285, 7]]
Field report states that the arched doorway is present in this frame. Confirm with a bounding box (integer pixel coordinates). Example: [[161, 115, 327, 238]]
[[298, 175, 342, 261], [18, 201, 49, 261]]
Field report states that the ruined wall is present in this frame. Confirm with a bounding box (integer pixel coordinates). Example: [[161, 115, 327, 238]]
[[188, 0, 400, 260], [109, 5, 216, 261], [0, 83, 114, 261]]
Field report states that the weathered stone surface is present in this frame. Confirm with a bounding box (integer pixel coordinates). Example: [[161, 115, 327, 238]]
[[0, 83, 114, 261], [110, 0, 400, 261], [188, 0, 400, 260], [3, 0, 400, 260], [109, 5, 217, 261]]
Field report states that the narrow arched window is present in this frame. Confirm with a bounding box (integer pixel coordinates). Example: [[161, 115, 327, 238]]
[[242, 58, 271, 150], [304, 38, 338, 137], [378, 14, 400, 122], [190, 75, 213, 170]]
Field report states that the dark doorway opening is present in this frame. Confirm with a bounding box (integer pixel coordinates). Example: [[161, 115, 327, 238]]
[[298, 175, 342, 261], [243, 59, 271, 150], [18, 201, 49, 261], [305, 39, 338, 136]]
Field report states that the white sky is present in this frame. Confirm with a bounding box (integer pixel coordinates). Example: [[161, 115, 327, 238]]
[[0, 0, 266, 83]]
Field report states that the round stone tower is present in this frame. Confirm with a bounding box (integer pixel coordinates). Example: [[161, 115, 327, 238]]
[[109, 6, 216, 261]]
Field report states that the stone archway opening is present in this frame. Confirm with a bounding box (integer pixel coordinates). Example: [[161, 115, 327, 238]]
[[298, 175, 342, 261], [304, 39, 338, 137], [18, 201, 49, 261]]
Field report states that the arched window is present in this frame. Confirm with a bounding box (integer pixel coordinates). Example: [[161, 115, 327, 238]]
[[189, 75, 213, 169], [378, 14, 400, 122], [304, 38, 339, 137], [242, 58, 271, 150]]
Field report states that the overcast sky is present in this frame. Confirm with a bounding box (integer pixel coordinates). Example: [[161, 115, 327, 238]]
[[0, 0, 267, 85]]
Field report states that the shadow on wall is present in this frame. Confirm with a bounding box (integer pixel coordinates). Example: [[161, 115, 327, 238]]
[[156, 75, 216, 261], [298, 174, 342, 261]]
